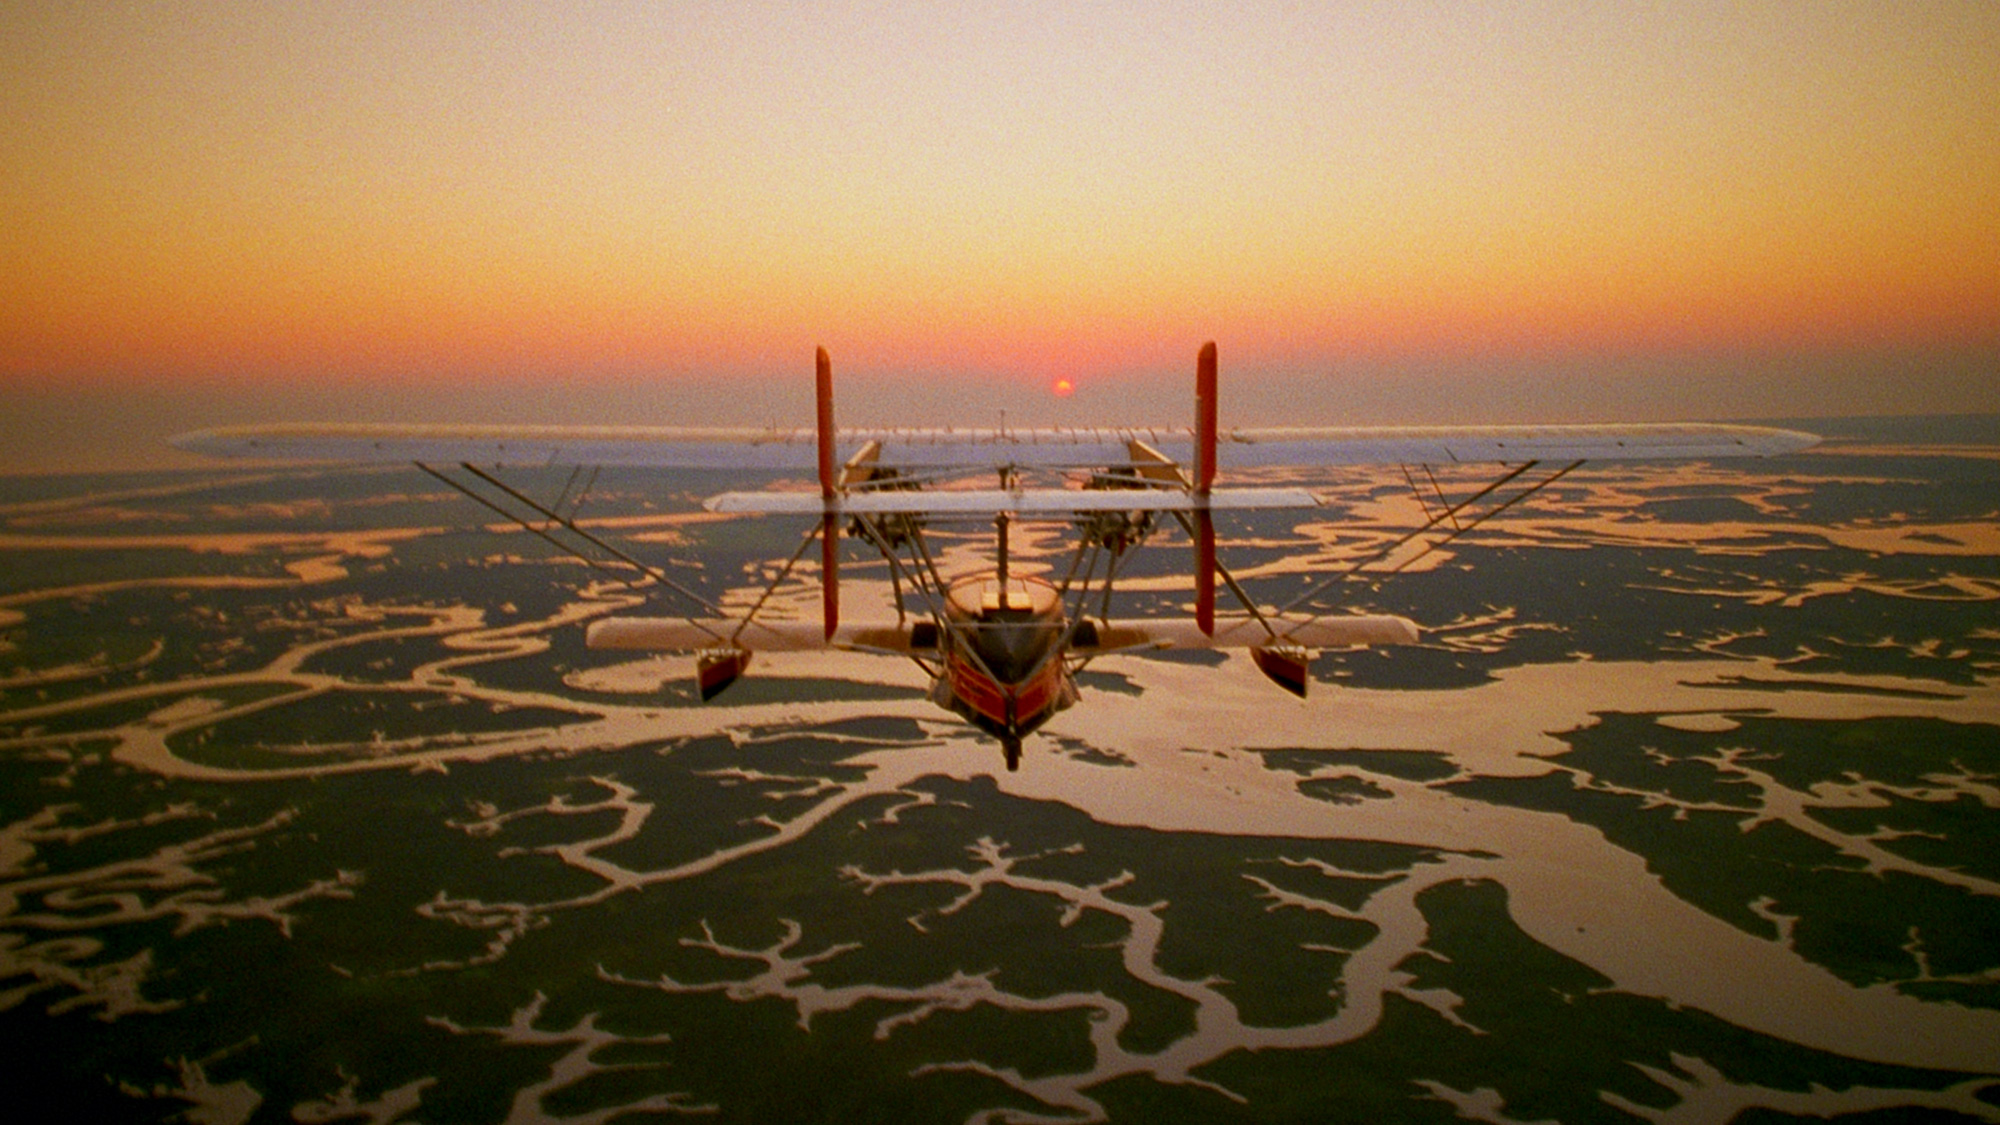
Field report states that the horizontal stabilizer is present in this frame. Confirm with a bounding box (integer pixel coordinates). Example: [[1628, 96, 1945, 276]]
[[704, 487, 1320, 516], [1080, 613, 1419, 653], [587, 617, 922, 655]]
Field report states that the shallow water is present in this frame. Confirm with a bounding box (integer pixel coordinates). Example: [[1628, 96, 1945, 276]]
[[2, 435, 1997, 1123]]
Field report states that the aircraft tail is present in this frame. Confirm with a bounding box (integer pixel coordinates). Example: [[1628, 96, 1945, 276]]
[[1194, 342, 1218, 634], [816, 347, 839, 639]]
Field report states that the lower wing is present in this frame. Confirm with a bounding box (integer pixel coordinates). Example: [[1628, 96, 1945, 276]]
[[585, 614, 1419, 654]]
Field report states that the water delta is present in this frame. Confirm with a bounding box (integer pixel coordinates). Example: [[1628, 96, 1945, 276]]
[[2, 435, 1997, 1122]]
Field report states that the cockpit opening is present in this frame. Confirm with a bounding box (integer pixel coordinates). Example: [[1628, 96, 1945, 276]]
[[944, 575, 1064, 684]]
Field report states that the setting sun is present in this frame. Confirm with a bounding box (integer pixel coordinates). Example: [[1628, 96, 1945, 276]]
[[1, 2, 1996, 473]]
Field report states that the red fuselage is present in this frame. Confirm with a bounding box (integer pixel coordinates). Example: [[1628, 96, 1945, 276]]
[[933, 575, 1077, 743]]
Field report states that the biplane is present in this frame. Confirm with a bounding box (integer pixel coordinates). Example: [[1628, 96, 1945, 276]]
[[172, 343, 1818, 769]]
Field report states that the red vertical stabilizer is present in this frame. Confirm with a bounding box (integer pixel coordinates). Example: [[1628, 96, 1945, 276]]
[[1194, 508, 1215, 635], [815, 346, 836, 499], [822, 514, 839, 640], [1194, 342, 1218, 634], [1195, 340, 1217, 495], [816, 348, 839, 639]]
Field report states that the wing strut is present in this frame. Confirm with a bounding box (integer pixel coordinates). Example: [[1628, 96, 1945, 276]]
[[710, 516, 841, 700], [1171, 504, 1308, 696], [728, 525, 824, 646], [413, 462, 725, 635], [1279, 459, 1585, 627]]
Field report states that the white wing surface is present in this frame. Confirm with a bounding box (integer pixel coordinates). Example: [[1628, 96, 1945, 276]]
[[587, 617, 919, 654], [702, 487, 1321, 516], [1219, 423, 1818, 465], [169, 423, 826, 470], [584, 613, 1420, 653], [173, 421, 1816, 469], [1084, 614, 1421, 651]]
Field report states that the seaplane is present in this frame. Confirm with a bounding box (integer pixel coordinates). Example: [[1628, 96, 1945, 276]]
[[172, 343, 1818, 770]]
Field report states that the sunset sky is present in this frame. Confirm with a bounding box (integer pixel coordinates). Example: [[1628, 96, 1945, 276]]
[[4, 2, 1997, 471]]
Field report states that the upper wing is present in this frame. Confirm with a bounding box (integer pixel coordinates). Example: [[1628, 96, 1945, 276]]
[[702, 487, 1322, 516], [172, 421, 1817, 469], [168, 423, 826, 469], [1218, 422, 1818, 464]]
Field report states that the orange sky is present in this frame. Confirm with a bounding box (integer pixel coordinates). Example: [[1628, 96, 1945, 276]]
[[3, 2, 1998, 469]]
